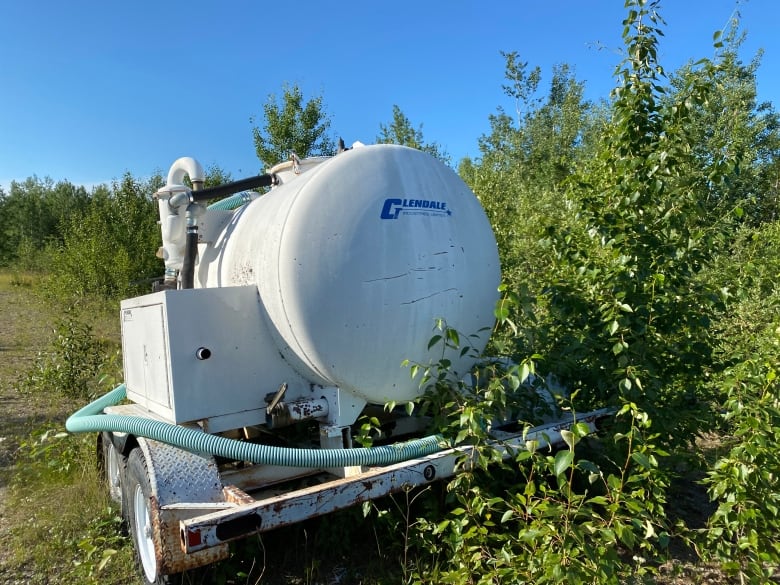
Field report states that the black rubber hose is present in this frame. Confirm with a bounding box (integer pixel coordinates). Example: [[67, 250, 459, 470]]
[[181, 227, 198, 289], [189, 174, 277, 202]]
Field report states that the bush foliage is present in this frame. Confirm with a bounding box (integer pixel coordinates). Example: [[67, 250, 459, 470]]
[[395, 1, 780, 582]]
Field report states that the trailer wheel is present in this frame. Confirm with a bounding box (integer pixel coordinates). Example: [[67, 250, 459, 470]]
[[100, 432, 126, 522], [127, 448, 169, 585]]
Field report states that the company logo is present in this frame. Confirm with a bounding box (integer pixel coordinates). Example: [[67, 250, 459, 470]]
[[380, 198, 452, 220]]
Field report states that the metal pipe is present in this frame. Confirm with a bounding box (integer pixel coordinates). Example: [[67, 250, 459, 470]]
[[189, 174, 277, 203], [266, 397, 330, 429], [166, 157, 206, 187]]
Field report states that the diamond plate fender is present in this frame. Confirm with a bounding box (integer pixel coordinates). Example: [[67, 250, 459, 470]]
[[134, 437, 230, 574], [137, 438, 224, 506]]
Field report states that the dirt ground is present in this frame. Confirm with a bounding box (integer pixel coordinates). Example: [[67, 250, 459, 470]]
[[0, 287, 69, 582]]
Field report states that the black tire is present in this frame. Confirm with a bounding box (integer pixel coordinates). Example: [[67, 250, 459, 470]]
[[126, 448, 172, 585], [100, 432, 127, 524]]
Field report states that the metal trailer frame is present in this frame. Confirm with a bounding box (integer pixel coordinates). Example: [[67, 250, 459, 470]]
[[103, 407, 611, 578]]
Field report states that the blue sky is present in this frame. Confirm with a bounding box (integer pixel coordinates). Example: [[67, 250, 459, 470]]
[[1, 1, 777, 190]]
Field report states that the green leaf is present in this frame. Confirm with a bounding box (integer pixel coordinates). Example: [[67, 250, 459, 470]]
[[644, 519, 656, 539], [97, 549, 117, 572], [427, 335, 442, 350], [447, 328, 460, 348], [631, 452, 653, 469], [554, 450, 574, 477], [520, 362, 531, 384], [560, 429, 575, 450]]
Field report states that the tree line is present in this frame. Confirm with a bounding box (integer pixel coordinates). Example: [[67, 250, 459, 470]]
[[0, 89, 447, 299]]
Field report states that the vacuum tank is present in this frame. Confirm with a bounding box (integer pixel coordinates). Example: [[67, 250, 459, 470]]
[[147, 143, 500, 427]]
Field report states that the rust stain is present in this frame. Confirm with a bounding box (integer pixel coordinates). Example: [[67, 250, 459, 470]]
[[290, 400, 325, 417], [149, 495, 165, 570], [223, 484, 254, 505], [147, 496, 229, 574]]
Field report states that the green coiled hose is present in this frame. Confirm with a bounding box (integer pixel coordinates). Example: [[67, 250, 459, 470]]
[[206, 192, 256, 211], [66, 384, 446, 468]]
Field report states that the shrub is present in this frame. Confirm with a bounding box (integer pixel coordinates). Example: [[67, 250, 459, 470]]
[[698, 223, 780, 581], [43, 173, 162, 303], [394, 323, 675, 584], [20, 314, 118, 401]]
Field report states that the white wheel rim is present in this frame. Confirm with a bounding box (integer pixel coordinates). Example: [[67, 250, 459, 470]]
[[133, 484, 158, 582], [107, 443, 121, 500]]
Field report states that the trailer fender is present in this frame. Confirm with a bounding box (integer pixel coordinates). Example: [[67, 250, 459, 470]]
[[127, 437, 230, 577]]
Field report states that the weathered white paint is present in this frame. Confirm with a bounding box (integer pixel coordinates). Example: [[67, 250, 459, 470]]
[[198, 144, 501, 406]]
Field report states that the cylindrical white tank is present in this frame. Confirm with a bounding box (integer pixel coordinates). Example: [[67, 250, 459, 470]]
[[201, 144, 500, 405]]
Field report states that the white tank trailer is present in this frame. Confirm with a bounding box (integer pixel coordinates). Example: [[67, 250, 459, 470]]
[[66, 144, 610, 583], [134, 143, 500, 428]]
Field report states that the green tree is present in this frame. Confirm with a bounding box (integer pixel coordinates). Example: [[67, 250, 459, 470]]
[[0, 177, 90, 265], [541, 0, 732, 438], [667, 22, 780, 225], [45, 173, 162, 300], [405, 5, 739, 582], [251, 83, 335, 170], [376, 105, 450, 164], [457, 54, 595, 307], [469, 53, 599, 184], [203, 164, 232, 188], [180, 164, 232, 189]]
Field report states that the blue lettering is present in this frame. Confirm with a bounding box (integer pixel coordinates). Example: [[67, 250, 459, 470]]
[[380, 198, 403, 219], [380, 197, 452, 219]]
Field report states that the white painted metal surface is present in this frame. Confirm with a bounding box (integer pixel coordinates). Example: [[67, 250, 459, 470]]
[[155, 157, 206, 276], [120, 285, 309, 427], [199, 144, 501, 406], [107, 145, 591, 582]]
